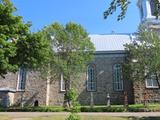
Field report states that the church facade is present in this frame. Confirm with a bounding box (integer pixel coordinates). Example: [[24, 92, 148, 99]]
[[0, 0, 160, 107]]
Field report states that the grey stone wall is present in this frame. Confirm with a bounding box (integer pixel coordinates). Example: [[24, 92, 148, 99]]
[[133, 81, 160, 104], [49, 79, 64, 106], [77, 52, 134, 105], [0, 51, 134, 106], [47, 52, 134, 106], [0, 72, 47, 106], [0, 73, 17, 89], [14, 71, 47, 106]]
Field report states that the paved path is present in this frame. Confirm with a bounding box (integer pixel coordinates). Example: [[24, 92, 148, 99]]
[[1, 112, 160, 118]]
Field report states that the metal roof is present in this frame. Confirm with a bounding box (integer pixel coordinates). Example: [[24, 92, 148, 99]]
[[89, 34, 133, 52]]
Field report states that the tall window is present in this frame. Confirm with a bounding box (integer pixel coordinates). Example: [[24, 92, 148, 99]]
[[17, 68, 27, 91], [87, 64, 96, 91], [113, 64, 123, 91], [60, 74, 66, 91], [146, 75, 159, 88]]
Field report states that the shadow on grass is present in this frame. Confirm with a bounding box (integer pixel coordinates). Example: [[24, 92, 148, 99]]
[[130, 117, 160, 120]]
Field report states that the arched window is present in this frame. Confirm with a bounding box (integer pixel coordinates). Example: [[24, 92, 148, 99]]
[[113, 64, 123, 91], [17, 68, 27, 91], [87, 64, 96, 91]]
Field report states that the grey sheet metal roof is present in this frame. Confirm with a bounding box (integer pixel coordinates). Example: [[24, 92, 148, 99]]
[[89, 34, 133, 52]]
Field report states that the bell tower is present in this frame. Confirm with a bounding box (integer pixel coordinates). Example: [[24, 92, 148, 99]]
[[138, 0, 160, 30]]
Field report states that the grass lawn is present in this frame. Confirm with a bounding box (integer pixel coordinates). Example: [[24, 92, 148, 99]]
[[0, 115, 10, 120], [32, 115, 160, 120], [32, 115, 128, 120], [1, 115, 160, 120]]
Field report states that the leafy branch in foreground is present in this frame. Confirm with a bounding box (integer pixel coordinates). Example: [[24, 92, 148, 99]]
[[104, 0, 130, 21], [0, 0, 51, 77], [104, 0, 160, 21]]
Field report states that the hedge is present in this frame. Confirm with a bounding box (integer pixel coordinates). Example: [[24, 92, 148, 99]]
[[0, 104, 160, 112]]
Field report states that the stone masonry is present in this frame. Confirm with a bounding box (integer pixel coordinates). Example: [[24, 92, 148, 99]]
[[77, 52, 134, 105], [0, 51, 134, 106]]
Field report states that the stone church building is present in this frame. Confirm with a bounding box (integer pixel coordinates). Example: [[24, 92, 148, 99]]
[[0, 0, 160, 107]]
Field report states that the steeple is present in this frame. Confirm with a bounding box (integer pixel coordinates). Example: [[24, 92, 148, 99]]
[[138, 0, 160, 29]]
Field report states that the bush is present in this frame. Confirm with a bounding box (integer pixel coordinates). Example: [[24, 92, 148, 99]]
[[64, 88, 80, 113], [65, 113, 81, 120], [80, 106, 125, 112], [64, 89, 78, 102], [0, 103, 160, 112], [0, 106, 65, 112]]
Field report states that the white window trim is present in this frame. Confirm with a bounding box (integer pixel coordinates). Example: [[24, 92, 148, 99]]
[[60, 74, 65, 92], [16, 71, 20, 91], [17, 68, 27, 91], [145, 76, 159, 88]]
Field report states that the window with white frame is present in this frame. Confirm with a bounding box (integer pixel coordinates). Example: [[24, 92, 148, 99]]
[[17, 68, 27, 91], [146, 75, 159, 88], [113, 64, 123, 91], [60, 74, 66, 91], [87, 64, 96, 91]]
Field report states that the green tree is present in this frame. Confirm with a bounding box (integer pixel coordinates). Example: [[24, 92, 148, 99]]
[[0, 0, 50, 77], [125, 26, 160, 81], [104, 0, 160, 20], [104, 0, 130, 21], [125, 26, 160, 105], [42, 22, 95, 107]]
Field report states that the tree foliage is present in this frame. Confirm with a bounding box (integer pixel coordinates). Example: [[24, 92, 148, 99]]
[[125, 26, 160, 82], [104, 0, 130, 21], [0, 0, 50, 77], [14, 32, 51, 69], [43, 22, 95, 85], [42, 22, 95, 105], [104, 0, 160, 21]]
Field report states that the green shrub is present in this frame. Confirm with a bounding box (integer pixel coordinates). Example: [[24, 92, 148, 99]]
[[0, 103, 160, 112], [64, 88, 80, 113], [64, 88, 78, 102], [80, 106, 125, 112], [0, 106, 65, 112], [65, 113, 81, 120]]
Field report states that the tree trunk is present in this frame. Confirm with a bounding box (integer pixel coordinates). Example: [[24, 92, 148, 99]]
[[46, 75, 50, 106], [63, 76, 71, 108], [20, 92, 24, 108], [143, 90, 148, 108], [124, 91, 128, 108], [46, 64, 51, 106], [90, 92, 94, 108]]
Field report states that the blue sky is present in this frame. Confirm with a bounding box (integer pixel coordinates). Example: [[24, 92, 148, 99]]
[[11, 0, 140, 34]]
